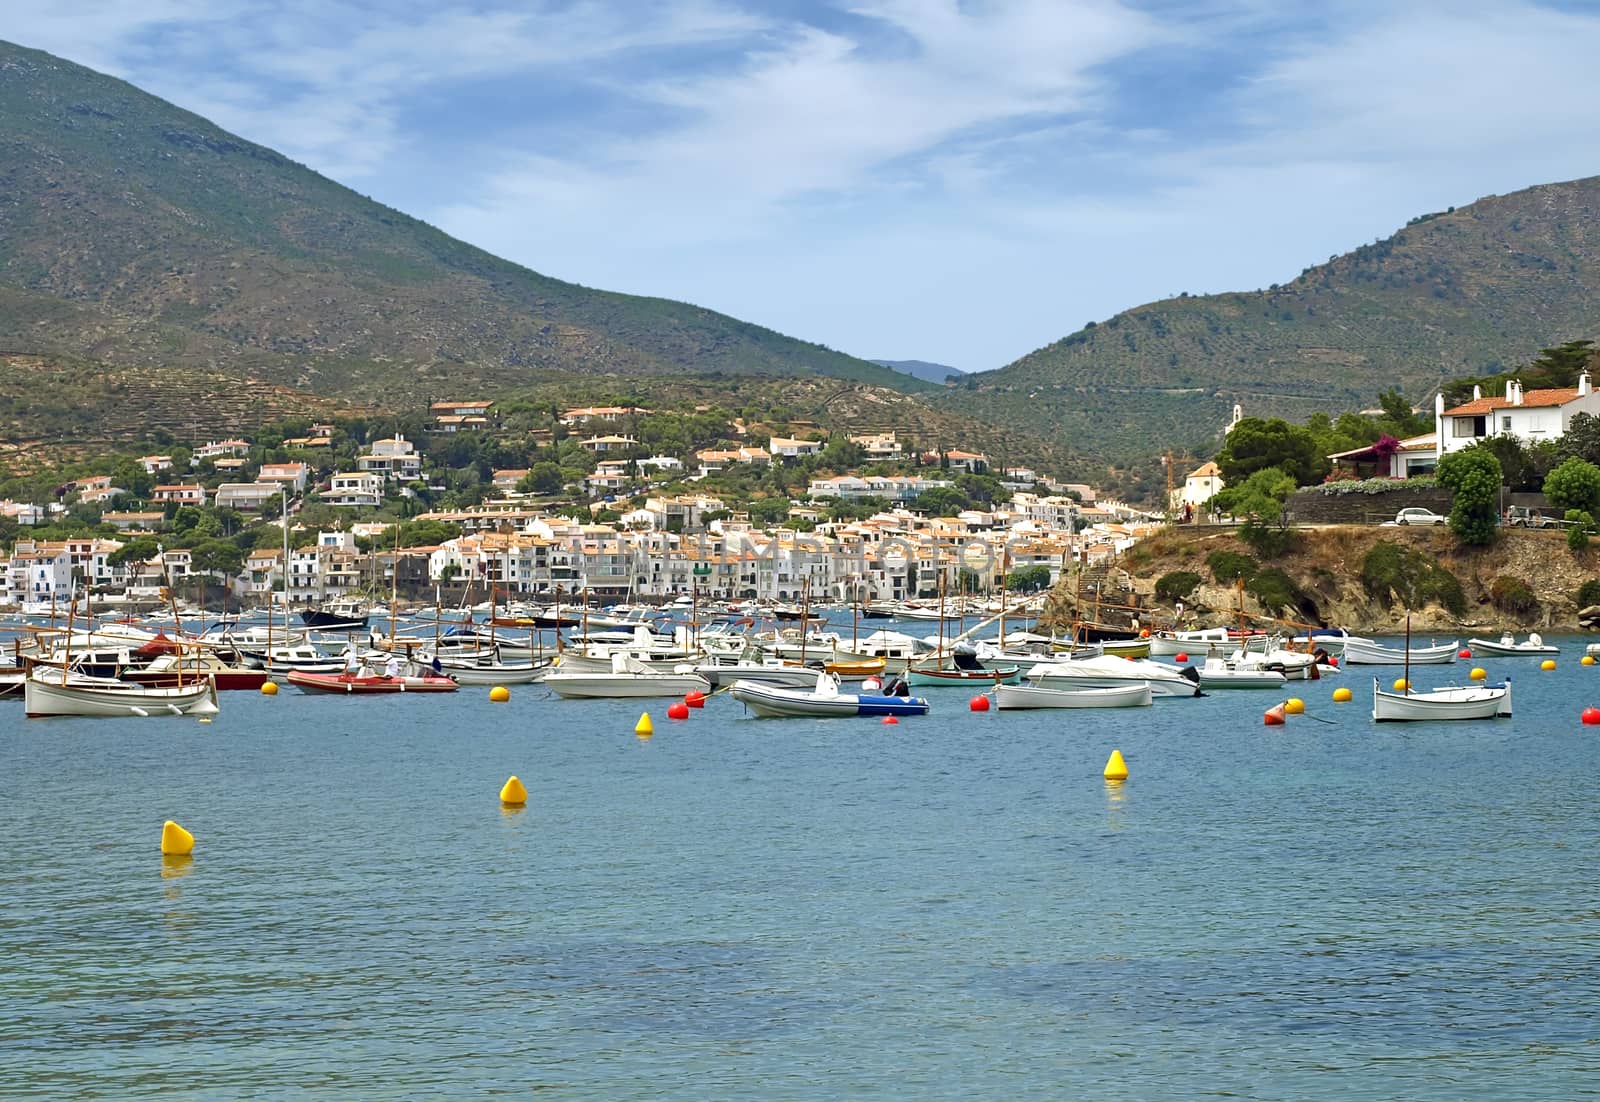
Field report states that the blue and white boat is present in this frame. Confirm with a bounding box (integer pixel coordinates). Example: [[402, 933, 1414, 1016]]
[[729, 672, 930, 718]]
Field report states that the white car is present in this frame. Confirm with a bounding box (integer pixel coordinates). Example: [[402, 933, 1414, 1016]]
[[1394, 507, 1447, 526]]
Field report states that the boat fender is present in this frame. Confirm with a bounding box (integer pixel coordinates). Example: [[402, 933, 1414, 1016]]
[[130, 706, 149, 717], [167, 704, 182, 716]]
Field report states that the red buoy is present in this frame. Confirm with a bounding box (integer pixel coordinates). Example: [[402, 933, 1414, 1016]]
[[684, 691, 705, 708], [1264, 702, 1287, 726], [667, 701, 690, 721], [1583, 707, 1600, 726], [969, 694, 991, 712], [881, 715, 899, 725], [1174, 652, 1189, 663], [1458, 648, 1472, 659]]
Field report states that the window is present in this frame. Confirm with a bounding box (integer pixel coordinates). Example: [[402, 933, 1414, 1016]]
[[1453, 417, 1482, 438], [1502, 415, 1513, 431]]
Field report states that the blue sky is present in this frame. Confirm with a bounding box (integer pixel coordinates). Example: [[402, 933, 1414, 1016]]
[[11, 1, 1600, 372]]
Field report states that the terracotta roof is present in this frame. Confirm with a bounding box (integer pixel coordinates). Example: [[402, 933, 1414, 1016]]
[[1444, 388, 1580, 415]]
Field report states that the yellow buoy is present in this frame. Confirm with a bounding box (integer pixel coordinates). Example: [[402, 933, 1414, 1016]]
[[1542, 659, 1557, 671], [489, 685, 511, 703], [160, 819, 194, 856], [499, 775, 527, 806], [1332, 686, 1352, 703], [635, 711, 654, 737], [1285, 697, 1305, 715], [1469, 667, 1487, 681], [1392, 677, 1409, 692], [1103, 749, 1129, 781], [1584, 655, 1595, 666], [261, 681, 279, 696]]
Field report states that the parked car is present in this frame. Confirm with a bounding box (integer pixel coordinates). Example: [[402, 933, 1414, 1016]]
[[1394, 507, 1448, 526], [1506, 505, 1551, 528]]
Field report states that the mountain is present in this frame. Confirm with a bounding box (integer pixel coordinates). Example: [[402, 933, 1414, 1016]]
[[942, 176, 1600, 464], [0, 40, 925, 417], [870, 359, 966, 385]]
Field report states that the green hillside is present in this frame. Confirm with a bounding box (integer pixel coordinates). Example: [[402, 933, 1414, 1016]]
[[0, 40, 922, 408], [944, 177, 1600, 463]]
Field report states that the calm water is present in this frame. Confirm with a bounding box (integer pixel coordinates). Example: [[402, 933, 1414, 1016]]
[[7, 639, 1600, 1099]]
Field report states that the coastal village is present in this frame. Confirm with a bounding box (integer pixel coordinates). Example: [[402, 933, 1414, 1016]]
[[0, 400, 1160, 613]]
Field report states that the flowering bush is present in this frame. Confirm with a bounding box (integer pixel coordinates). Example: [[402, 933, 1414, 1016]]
[[1315, 475, 1437, 496]]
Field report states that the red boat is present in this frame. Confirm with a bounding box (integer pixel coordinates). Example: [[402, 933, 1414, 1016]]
[[123, 654, 270, 691], [286, 669, 459, 694]]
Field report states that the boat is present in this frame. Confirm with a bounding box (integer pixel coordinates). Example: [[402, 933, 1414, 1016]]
[[1029, 654, 1203, 697], [1342, 637, 1459, 665], [287, 669, 459, 693], [729, 671, 931, 718], [992, 683, 1153, 709], [251, 644, 345, 673], [433, 653, 553, 685], [1467, 632, 1559, 657], [123, 653, 270, 690], [1147, 626, 1268, 657], [544, 653, 711, 699], [1371, 677, 1512, 721], [1287, 628, 1363, 656], [24, 670, 220, 718], [908, 664, 1021, 687], [1194, 655, 1287, 690], [298, 597, 371, 631]]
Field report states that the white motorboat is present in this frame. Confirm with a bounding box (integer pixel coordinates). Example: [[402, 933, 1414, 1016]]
[[1288, 628, 1363, 656], [693, 651, 820, 690], [728, 672, 931, 718], [544, 653, 711, 699], [1342, 637, 1459, 665], [1467, 632, 1558, 657], [24, 670, 220, 718], [1194, 655, 1288, 690], [993, 683, 1153, 709], [1147, 626, 1267, 657], [1029, 654, 1203, 697], [1371, 677, 1512, 721], [252, 644, 345, 673]]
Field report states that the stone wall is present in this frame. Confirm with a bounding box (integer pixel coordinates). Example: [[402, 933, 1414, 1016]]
[[1286, 487, 1557, 525]]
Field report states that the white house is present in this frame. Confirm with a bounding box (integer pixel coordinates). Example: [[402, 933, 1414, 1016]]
[[1436, 373, 1600, 458], [322, 472, 385, 508], [768, 436, 824, 460], [258, 462, 310, 492], [358, 435, 423, 482], [1176, 462, 1224, 510]]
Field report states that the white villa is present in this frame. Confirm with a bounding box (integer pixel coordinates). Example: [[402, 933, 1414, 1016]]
[[1436, 373, 1600, 458]]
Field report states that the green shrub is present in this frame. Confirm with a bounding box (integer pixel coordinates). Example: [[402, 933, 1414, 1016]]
[[1206, 550, 1258, 584], [1360, 540, 1466, 615], [1577, 579, 1600, 607], [1247, 567, 1305, 614], [1489, 574, 1540, 616], [1154, 570, 1203, 604], [1238, 519, 1299, 558], [1570, 526, 1590, 554]]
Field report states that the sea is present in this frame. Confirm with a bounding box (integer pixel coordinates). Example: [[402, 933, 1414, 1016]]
[[6, 631, 1600, 1099]]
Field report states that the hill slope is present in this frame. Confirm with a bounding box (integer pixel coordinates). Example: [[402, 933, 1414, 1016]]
[[870, 359, 965, 385], [0, 40, 921, 407], [944, 177, 1600, 463]]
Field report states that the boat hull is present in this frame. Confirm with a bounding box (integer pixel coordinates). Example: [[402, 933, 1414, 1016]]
[[25, 675, 220, 718], [994, 683, 1152, 709], [1466, 638, 1559, 657], [1371, 678, 1511, 721], [435, 660, 551, 685], [286, 671, 460, 693], [907, 665, 1021, 687], [1343, 639, 1459, 665], [728, 679, 931, 718]]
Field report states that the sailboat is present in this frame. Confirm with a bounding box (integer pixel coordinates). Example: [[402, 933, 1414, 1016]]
[[1371, 614, 1511, 721]]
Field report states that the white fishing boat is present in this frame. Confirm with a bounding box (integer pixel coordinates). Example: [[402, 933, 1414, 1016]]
[[1194, 655, 1288, 690], [1342, 637, 1459, 665], [1028, 654, 1203, 697], [24, 669, 220, 718], [544, 653, 710, 699], [1371, 677, 1512, 721], [253, 644, 345, 673], [433, 653, 553, 684], [1147, 626, 1268, 657], [729, 671, 931, 718], [693, 650, 820, 690], [992, 682, 1152, 709], [1288, 628, 1363, 656], [1466, 632, 1558, 657]]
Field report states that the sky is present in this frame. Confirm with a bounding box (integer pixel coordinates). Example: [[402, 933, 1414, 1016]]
[[10, 0, 1600, 373]]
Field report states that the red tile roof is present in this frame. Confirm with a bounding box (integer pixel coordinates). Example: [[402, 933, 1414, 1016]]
[[1443, 388, 1580, 415]]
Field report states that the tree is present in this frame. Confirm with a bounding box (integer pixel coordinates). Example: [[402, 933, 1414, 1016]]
[[107, 537, 160, 567], [1215, 418, 1327, 486], [1544, 456, 1600, 515], [1005, 565, 1053, 592], [189, 538, 243, 581], [1436, 448, 1501, 545], [914, 486, 972, 516], [1560, 413, 1600, 466], [517, 461, 565, 495], [1211, 467, 1296, 524]]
